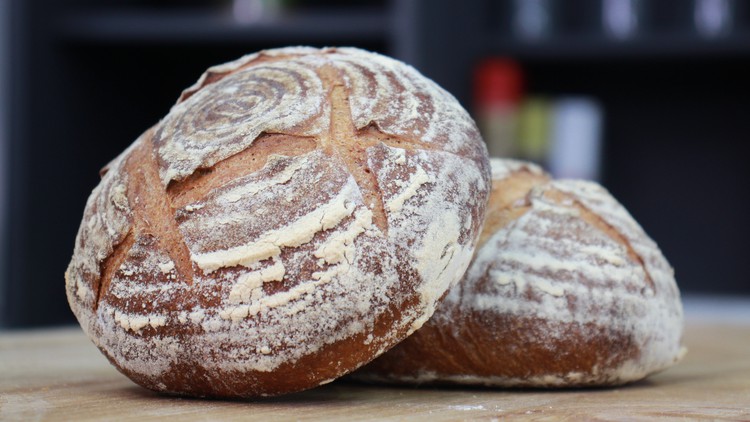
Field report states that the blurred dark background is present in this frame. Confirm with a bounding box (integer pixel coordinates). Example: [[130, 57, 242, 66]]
[[1, 0, 748, 328]]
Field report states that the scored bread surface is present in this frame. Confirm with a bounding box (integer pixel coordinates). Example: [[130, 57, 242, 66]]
[[356, 158, 684, 387], [65, 47, 490, 397]]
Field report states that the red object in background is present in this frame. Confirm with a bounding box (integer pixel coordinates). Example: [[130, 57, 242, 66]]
[[473, 58, 524, 109], [473, 58, 524, 158]]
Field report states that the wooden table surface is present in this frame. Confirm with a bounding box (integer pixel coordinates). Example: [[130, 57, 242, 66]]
[[1, 322, 749, 421]]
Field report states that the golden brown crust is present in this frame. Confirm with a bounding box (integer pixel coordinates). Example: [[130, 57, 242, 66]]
[[360, 312, 641, 387], [168, 133, 318, 209], [126, 132, 195, 286], [66, 47, 491, 397], [477, 168, 550, 250]]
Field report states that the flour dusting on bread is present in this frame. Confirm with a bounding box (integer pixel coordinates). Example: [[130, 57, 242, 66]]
[[356, 158, 683, 388], [65, 47, 490, 397]]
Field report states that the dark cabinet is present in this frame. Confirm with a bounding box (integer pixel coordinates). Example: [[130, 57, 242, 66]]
[[2, 0, 748, 327]]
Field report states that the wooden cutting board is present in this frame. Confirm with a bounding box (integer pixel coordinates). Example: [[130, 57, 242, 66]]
[[1, 322, 749, 421]]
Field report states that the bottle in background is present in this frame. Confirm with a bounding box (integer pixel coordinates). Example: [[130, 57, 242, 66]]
[[511, 0, 557, 40], [473, 58, 523, 158], [233, 0, 283, 23], [549, 97, 604, 181], [694, 0, 734, 38], [602, 0, 645, 39], [516, 97, 552, 166]]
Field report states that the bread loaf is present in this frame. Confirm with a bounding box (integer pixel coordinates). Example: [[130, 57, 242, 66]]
[[356, 158, 684, 387], [65, 47, 491, 397]]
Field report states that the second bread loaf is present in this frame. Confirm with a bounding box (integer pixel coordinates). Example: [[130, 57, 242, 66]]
[[356, 158, 684, 387]]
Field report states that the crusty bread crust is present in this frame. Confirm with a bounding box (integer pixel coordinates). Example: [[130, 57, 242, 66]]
[[356, 158, 684, 387], [65, 47, 490, 397]]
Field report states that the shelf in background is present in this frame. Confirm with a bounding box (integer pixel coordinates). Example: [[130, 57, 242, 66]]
[[57, 8, 390, 45], [487, 33, 750, 60]]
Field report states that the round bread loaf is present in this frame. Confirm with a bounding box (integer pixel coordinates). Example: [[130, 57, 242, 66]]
[[355, 158, 685, 387], [65, 47, 491, 397]]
